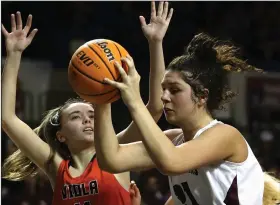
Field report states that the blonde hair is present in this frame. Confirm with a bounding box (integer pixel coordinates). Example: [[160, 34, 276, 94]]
[[2, 127, 41, 181], [2, 98, 92, 181], [263, 172, 280, 205]]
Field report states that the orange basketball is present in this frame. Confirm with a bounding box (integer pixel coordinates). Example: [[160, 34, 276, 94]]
[[68, 39, 129, 104]]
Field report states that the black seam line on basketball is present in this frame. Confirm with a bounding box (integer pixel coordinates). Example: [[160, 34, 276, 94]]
[[113, 43, 122, 59], [77, 88, 117, 96], [87, 44, 117, 81], [105, 90, 120, 103], [71, 62, 107, 84]]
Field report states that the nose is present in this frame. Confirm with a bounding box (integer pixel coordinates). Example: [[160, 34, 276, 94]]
[[161, 90, 171, 103], [83, 116, 92, 124]]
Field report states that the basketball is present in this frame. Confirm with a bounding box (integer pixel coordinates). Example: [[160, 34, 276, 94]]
[[68, 39, 129, 104]]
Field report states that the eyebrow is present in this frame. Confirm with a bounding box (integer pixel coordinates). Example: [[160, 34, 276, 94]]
[[69, 110, 94, 116], [161, 82, 181, 86]]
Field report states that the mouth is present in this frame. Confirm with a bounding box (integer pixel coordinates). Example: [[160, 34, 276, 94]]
[[83, 127, 94, 132], [164, 108, 173, 112]]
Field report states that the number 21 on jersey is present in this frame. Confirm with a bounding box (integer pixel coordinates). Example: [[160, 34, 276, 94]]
[[173, 181, 199, 205]]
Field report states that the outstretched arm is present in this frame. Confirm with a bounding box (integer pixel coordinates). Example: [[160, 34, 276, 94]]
[[117, 1, 173, 143], [94, 1, 176, 172], [1, 13, 61, 175]]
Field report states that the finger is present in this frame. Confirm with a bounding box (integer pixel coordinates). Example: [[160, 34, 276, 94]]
[[126, 55, 134, 63], [115, 61, 128, 80], [162, 2, 169, 19], [2, 24, 9, 37], [103, 78, 122, 89], [166, 8, 174, 22], [16, 11, 22, 30], [23, 14, 32, 34], [135, 186, 140, 197], [11, 14, 16, 32], [121, 57, 134, 75], [129, 189, 135, 197], [27, 28, 38, 42], [151, 1, 156, 19], [139, 16, 147, 28], [157, 1, 164, 17]]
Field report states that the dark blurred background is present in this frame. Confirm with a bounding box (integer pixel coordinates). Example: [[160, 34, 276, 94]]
[[1, 1, 280, 205]]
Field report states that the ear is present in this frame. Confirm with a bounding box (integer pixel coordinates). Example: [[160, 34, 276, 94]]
[[198, 88, 209, 106], [56, 131, 66, 143]]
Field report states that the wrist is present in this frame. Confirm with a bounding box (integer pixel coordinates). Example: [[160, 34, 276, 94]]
[[127, 97, 145, 113], [7, 51, 23, 57], [148, 39, 163, 45]]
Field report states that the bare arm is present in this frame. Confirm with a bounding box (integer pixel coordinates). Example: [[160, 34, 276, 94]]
[[95, 104, 155, 173], [117, 1, 173, 144], [94, 104, 181, 173], [123, 101, 238, 175], [1, 13, 61, 174]]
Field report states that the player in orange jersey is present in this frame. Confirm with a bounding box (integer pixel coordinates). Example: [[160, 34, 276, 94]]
[[1, 1, 173, 205]]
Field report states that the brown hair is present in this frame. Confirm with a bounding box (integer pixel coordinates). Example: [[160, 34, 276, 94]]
[[167, 32, 263, 112], [2, 97, 93, 181]]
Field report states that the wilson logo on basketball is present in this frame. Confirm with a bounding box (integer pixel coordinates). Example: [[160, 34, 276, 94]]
[[97, 42, 115, 62]]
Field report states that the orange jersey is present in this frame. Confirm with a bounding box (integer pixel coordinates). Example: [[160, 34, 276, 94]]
[[52, 155, 131, 205]]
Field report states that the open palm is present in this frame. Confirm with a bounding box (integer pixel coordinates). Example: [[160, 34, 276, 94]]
[[2, 12, 38, 53], [140, 1, 173, 42]]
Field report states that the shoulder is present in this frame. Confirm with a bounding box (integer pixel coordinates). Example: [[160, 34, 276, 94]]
[[164, 128, 183, 141], [200, 123, 247, 161], [203, 123, 242, 141]]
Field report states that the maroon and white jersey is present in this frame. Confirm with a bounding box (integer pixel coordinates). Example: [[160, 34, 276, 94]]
[[169, 120, 264, 205]]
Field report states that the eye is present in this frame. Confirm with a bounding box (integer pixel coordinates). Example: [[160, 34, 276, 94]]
[[71, 115, 80, 120], [89, 115, 94, 119], [170, 88, 180, 94]]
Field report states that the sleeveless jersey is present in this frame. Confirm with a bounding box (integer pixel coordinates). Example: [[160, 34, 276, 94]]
[[52, 154, 131, 205], [168, 120, 264, 205]]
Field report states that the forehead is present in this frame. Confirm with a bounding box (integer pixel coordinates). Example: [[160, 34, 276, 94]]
[[63, 103, 94, 114], [161, 71, 185, 85]]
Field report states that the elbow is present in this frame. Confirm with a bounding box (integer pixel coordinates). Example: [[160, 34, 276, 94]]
[[2, 113, 16, 124], [156, 161, 175, 176], [1, 116, 16, 130]]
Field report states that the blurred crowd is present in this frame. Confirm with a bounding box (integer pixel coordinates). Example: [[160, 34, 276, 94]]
[[1, 1, 280, 205]]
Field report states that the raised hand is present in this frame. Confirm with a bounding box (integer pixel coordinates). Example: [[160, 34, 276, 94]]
[[2, 12, 38, 54], [140, 1, 173, 43], [103, 56, 142, 109]]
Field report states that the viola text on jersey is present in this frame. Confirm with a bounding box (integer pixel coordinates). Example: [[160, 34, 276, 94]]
[[62, 180, 99, 200]]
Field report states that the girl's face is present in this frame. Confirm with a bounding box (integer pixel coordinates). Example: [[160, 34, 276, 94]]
[[57, 103, 95, 149], [161, 71, 199, 126]]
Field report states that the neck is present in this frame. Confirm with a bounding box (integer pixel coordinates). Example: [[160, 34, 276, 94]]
[[180, 111, 214, 141], [69, 144, 96, 170]]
